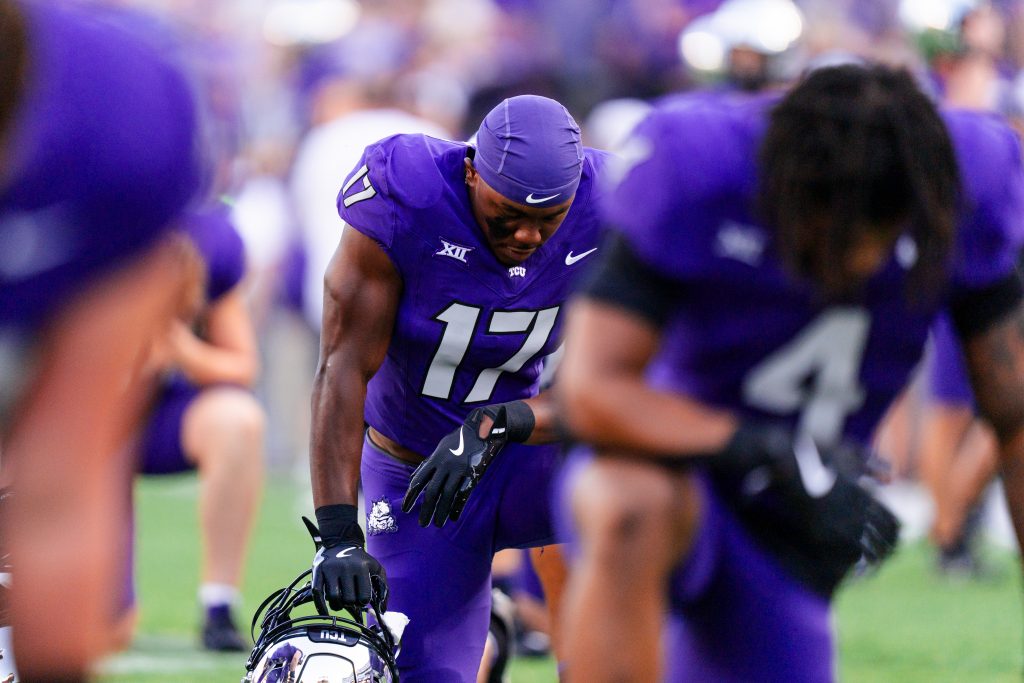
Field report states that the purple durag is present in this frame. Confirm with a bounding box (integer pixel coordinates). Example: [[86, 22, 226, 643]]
[[473, 95, 584, 207]]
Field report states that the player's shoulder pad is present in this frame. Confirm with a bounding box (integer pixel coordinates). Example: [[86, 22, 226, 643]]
[[185, 204, 246, 301], [628, 92, 756, 198], [944, 108, 1023, 198], [365, 133, 453, 210], [577, 147, 615, 204]]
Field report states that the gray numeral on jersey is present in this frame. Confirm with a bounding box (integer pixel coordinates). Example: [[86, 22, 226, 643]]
[[742, 308, 870, 445], [341, 164, 377, 207], [422, 303, 559, 403], [465, 307, 559, 402], [422, 303, 481, 400]]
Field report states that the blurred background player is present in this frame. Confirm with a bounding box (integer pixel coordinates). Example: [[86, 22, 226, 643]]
[[0, 0, 203, 678], [556, 64, 1024, 681], [116, 203, 265, 653], [308, 94, 610, 681], [918, 313, 1001, 576]]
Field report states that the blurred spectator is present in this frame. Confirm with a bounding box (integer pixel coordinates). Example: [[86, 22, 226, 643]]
[[290, 69, 449, 332]]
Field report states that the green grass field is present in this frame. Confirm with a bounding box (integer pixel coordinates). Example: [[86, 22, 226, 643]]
[[98, 474, 1023, 682]]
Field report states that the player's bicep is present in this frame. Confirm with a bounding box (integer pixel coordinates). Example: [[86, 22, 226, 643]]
[[963, 300, 1024, 442], [320, 226, 402, 378]]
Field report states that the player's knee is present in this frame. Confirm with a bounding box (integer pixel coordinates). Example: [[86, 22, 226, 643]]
[[185, 389, 266, 465], [572, 458, 679, 557], [225, 392, 266, 447]]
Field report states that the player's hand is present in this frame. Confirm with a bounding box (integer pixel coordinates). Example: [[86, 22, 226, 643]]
[[312, 542, 388, 613], [403, 406, 511, 528], [307, 506, 388, 613], [714, 423, 900, 567]]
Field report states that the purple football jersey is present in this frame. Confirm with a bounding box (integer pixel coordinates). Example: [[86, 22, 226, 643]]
[[0, 0, 202, 331], [605, 93, 1024, 446], [338, 134, 610, 456], [183, 204, 247, 303]]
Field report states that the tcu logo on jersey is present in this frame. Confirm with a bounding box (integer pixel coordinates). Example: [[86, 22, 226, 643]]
[[508, 266, 526, 278], [436, 239, 474, 263]]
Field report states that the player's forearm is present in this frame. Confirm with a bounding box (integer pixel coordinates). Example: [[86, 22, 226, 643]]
[[173, 335, 259, 387], [559, 300, 737, 457], [558, 372, 736, 457], [522, 392, 561, 444], [310, 357, 366, 508]]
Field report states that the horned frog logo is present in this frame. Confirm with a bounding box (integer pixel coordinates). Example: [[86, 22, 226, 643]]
[[367, 497, 398, 536]]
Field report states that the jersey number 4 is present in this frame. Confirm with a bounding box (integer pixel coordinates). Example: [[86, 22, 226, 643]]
[[742, 308, 871, 444], [422, 303, 559, 403]]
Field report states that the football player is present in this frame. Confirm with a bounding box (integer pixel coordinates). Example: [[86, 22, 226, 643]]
[[556, 64, 1024, 681], [309, 95, 610, 681], [0, 0, 203, 678], [124, 203, 264, 652], [919, 312, 999, 575]]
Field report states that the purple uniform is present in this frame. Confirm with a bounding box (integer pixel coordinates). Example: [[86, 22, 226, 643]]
[[0, 1, 201, 420], [341, 134, 609, 456], [927, 312, 976, 408], [561, 92, 1024, 681], [337, 133, 609, 681], [139, 205, 247, 476]]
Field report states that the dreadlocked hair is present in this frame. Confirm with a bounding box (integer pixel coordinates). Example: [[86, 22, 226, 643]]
[[0, 0, 27, 154], [759, 63, 960, 302]]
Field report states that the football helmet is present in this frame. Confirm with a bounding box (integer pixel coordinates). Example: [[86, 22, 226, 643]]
[[242, 568, 406, 683]]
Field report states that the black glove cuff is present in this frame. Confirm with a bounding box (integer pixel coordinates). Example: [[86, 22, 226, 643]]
[[315, 504, 365, 547], [716, 421, 792, 473], [491, 400, 535, 443]]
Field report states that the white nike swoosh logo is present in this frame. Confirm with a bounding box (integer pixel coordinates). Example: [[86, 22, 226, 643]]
[[450, 427, 465, 456], [793, 434, 837, 498], [336, 547, 356, 559], [525, 193, 560, 204], [565, 248, 598, 266]]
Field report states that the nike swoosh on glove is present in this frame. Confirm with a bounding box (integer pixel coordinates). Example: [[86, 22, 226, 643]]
[[312, 543, 388, 613], [403, 407, 507, 528]]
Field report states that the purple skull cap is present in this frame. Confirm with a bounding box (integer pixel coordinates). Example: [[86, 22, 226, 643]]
[[473, 95, 584, 206]]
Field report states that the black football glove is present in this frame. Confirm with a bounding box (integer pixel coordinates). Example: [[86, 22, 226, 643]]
[[403, 401, 535, 528], [308, 505, 388, 614], [714, 423, 900, 568]]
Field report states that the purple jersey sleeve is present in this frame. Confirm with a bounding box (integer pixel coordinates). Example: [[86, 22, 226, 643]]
[[183, 206, 246, 302], [336, 142, 398, 252], [603, 95, 763, 280], [336, 134, 450, 273], [945, 110, 1024, 291]]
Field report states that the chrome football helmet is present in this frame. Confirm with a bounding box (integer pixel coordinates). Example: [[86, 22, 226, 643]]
[[242, 567, 405, 683]]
